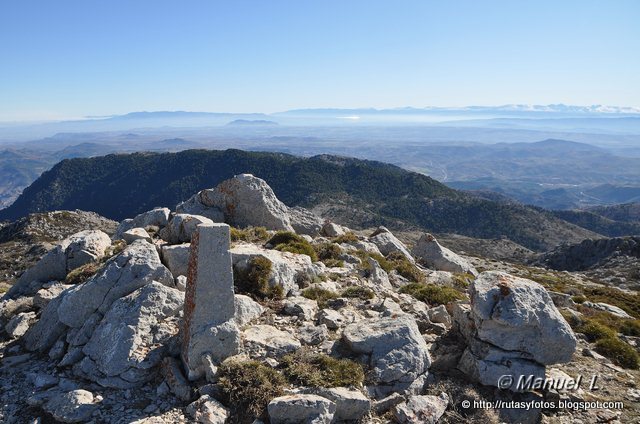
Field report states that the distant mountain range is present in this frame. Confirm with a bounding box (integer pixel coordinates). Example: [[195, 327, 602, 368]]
[[0, 149, 602, 251]]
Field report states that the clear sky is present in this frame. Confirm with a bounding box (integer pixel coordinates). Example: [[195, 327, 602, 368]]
[[1, 0, 639, 121]]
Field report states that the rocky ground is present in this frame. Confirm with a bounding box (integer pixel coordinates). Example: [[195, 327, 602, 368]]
[[0, 174, 639, 424]]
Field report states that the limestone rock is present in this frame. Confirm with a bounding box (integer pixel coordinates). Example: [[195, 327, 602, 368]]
[[231, 243, 316, 295], [283, 296, 318, 321], [321, 222, 347, 238], [184, 174, 294, 231], [114, 207, 171, 239], [186, 395, 230, 424], [393, 393, 449, 424], [159, 214, 214, 244], [5, 311, 37, 338], [268, 394, 336, 424], [235, 294, 265, 326], [7, 230, 111, 299], [57, 240, 174, 330], [122, 227, 152, 244], [342, 316, 431, 397], [289, 206, 323, 236], [161, 243, 191, 277], [318, 309, 348, 330], [412, 233, 477, 275], [243, 325, 301, 357], [43, 389, 97, 423], [297, 324, 329, 346], [368, 227, 414, 263], [313, 387, 371, 421], [79, 282, 184, 387], [176, 190, 226, 222], [583, 301, 633, 319], [469, 271, 577, 365]]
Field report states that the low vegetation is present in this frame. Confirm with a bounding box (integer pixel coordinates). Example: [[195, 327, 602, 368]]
[[268, 231, 318, 261], [301, 286, 338, 308], [234, 256, 283, 300], [400, 282, 466, 306], [341, 286, 375, 300], [218, 359, 287, 421], [230, 226, 269, 243], [332, 232, 359, 244], [356, 250, 425, 283], [563, 308, 640, 369], [281, 350, 364, 388], [313, 242, 344, 267]]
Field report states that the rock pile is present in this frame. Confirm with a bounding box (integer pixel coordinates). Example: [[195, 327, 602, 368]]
[[0, 173, 593, 423], [454, 271, 577, 390]]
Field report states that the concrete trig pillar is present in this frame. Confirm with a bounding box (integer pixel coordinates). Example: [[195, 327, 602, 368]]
[[182, 223, 240, 379]]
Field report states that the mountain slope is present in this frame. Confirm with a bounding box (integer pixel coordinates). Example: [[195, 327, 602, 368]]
[[0, 149, 599, 251]]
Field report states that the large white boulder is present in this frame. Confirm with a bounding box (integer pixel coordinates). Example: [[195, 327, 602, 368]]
[[289, 206, 323, 236], [179, 174, 294, 231], [342, 316, 431, 398], [368, 227, 414, 263], [6, 230, 111, 299], [114, 207, 171, 239], [469, 271, 577, 364], [78, 282, 184, 388], [161, 243, 191, 277], [412, 233, 477, 276]]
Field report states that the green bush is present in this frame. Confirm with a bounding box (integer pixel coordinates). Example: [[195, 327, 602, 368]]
[[620, 320, 640, 337], [400, 282, 465, 306], [577, 319, 617, 342], [451, 273, 474, 290], [332, 232, 359, 244], [230, 226, 269, 243], [218, 360, 287, 421], [282, 351, 364, 388], [313, 243, 344, 268], [301, 286, 338, 308], [341, 286, 375, 300], [234, 256, 283, 300], [594, 337, 640, 369], [268, 231, 318, 261]]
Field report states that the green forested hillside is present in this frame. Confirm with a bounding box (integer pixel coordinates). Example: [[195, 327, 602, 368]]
[[0, 149, 599, 251]]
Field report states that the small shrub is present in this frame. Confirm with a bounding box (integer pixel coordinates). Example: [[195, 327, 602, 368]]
[[218, 359, 287, 421], [301, 286, 338, 308], [620, 320, 640, 337], [314, 243, 344, 267], [282, 351, 364, 388], [354, 251, 393, 273], [594, 337, 640, 369], [451, 273, 474, 290], [230, 226, 269, 243], [268, 231, 318, 261], [234, 256, 283, 300], [104, 239, 126, 258], [572, 295, 587, 304], [341, 286, 375, 300], [400, 283, 465, 306], [332, 232, 359, 244], [577, 319, 617, 342]]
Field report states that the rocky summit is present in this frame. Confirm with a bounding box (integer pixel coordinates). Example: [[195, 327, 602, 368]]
[[0, 174, 638, 424]]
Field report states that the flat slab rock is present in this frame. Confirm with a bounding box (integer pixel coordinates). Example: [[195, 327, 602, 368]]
[[268, 394, 336, 424]]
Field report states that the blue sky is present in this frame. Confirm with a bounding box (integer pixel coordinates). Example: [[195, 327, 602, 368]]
[[1, 0, 638, 121]]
